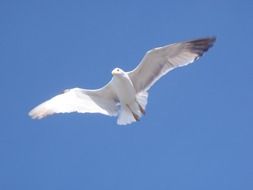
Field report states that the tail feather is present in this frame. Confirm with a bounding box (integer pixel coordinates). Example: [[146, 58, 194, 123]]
[[136, 91, 148, 111], [117, 106, 136, 125], [116, 91, 149, 126]]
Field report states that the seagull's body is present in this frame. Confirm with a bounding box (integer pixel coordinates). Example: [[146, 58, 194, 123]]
[[111, 68, 147, 123], [29, 37, 216, 125]]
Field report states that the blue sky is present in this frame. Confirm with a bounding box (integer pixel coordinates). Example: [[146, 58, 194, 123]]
[[1, 0, 253, 189]]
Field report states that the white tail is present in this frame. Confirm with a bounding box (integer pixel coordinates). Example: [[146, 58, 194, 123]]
[[117, 91, 149, 125], [136, 91, 148, 110], [117, 106, 136, 125]]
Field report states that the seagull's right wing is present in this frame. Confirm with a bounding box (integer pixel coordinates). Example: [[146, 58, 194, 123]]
[[128, 37, 216, 92], [29, 81, 119, 119]]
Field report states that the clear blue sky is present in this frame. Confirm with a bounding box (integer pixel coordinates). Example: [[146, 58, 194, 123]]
[[1, 0, 252, 189]]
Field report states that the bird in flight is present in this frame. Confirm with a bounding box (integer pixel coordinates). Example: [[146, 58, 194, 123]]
[[29, 37, 216, 125]]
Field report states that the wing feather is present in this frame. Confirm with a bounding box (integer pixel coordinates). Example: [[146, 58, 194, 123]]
[[29, 81, 119, 119], [128, 37, 216, 92]]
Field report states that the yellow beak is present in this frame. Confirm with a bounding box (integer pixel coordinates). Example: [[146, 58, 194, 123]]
[[112, 70, 117, 75]]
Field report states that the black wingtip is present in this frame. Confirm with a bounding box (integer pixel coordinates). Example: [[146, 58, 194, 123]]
[[187, 36, 216, 58]]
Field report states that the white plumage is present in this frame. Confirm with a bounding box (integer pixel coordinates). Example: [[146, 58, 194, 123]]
[[29, 37, 216, 125]]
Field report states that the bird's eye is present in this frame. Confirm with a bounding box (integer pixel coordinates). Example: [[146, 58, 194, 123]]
[[117, 69, 119, 72]]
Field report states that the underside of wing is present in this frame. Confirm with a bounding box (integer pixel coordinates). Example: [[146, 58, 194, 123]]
[[128, 37, 216, 92], [29, 82, 119, 119]]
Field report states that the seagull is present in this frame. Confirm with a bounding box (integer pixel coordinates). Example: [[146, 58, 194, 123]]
[[29, 37, 216, 125]]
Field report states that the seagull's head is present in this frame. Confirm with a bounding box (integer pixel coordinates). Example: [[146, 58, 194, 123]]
[[112, 68, 125, 76]]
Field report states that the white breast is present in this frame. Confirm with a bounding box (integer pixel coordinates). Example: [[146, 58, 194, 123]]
[[111, 74, 136, 104]]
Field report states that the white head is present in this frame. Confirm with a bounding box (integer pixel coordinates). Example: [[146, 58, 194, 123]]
[[112, 68, 125, 76]]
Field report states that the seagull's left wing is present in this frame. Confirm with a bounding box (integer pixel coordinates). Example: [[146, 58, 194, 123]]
[[29, 81, 119, 119], [128, 37, 216, 92]]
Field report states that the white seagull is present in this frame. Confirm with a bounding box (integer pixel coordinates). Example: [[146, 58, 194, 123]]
[[29, 37, 216, 125]]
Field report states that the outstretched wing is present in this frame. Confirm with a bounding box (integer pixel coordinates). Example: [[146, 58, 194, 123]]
[[128, 37, 216, 92], [29, 81, 119, 119]]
